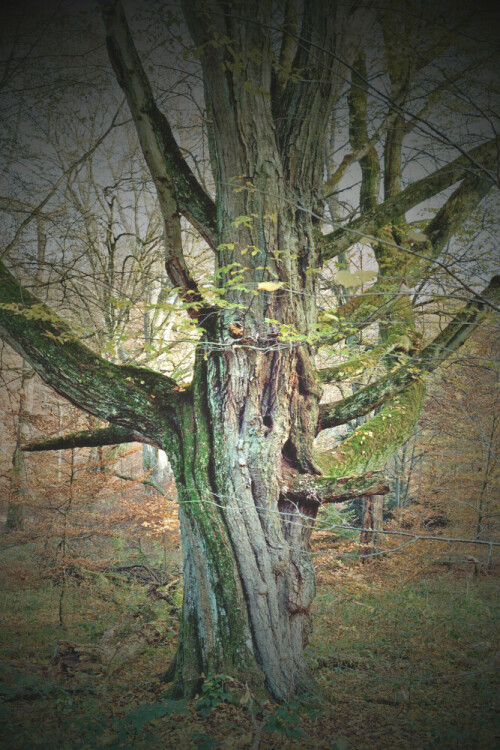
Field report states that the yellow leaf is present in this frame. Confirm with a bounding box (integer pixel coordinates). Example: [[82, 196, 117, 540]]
[[335, 269, 376, 287], [257, 281, 284, 291]]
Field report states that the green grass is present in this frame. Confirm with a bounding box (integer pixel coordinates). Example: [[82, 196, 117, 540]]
[[0, 540, 499, 749], [309, 566, 499, 749]]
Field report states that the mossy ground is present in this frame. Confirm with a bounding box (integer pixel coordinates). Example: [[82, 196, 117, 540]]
[[0, 516, 498, 750]]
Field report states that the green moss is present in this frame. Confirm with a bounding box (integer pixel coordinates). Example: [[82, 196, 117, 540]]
[[318, 332, 412, 383], [168, 353, 260, 692], [318, 378, 425, 478], [0, 259, 182, 445]]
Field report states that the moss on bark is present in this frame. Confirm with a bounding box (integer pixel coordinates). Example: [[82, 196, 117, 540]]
[[318, 379, 425, 478]]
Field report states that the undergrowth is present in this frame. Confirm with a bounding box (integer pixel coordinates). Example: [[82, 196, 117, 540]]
[[0, 533, 498, 749]]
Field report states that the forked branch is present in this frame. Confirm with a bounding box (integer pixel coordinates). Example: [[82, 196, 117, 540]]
[[99, 0, 217, 312], [321, 139, 497, 263]]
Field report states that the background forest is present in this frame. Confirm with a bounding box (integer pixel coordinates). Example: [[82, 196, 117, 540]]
[[0, 0, 499, 748]]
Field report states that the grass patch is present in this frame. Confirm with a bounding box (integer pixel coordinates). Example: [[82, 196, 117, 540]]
[[0, 536, 498, 749]]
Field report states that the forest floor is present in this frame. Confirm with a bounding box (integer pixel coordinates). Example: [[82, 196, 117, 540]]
[[0, 509, 499, 750]]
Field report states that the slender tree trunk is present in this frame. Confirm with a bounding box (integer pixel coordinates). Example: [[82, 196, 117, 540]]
[[6, 220, 45, 531], [142, 253, 175, 492], [5, 362, 32, 531], [143, 445, 171, 491], [360, 494, 384, 561]]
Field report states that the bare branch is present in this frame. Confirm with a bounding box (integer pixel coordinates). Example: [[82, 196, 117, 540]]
[[323, 108, 398, 199], [321, 139, 497, 263], [0, 109, 122, 262], [22, 425, 154, 452], [113, 471, 167, 496], [99, 0, 217, 255]]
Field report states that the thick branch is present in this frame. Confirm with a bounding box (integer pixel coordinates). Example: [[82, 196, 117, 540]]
[[99, 0, 217, 257], [320, 173, 495, 345], [379, 6, 412, 201], [0, 259, 181, 445], [276, 0, 300, 95], [22, 425, 153, 452], [420, 274, 500, 370], [321, 139, 497, 263], [317, 332, 412, 384], [347, 51, 380, 212], [285, 470, 389, 506], [319, 364, 417, 431], [278, 0, 372, 191], [318, 274, 500, 431], [318, 379, 425, 478], [323, 108, 398, 199]]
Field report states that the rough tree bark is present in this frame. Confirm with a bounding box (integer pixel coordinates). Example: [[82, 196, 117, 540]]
[[1, 0, 499, 700], [360, 494, 384, 560]]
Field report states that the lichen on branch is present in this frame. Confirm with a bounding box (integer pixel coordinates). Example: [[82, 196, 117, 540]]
[[0, 259, 182, 446], [318, 379, 425, 479], [284, 469, 389, 506], [318, 274, 500, 432], [317, 331, 413, 383], [22, 425, 153, 452], [320, 139, 497, 264]]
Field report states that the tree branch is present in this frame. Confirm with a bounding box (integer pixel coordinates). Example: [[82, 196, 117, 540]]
[[316, 331, 413, 383], [277, 0, 372, 191], [321, 139, 497, 263], [0, 109, 122, 263], [99, 0, 217, 258], [284, 470, 389, 506], [113, 471, 167, 496], [318, 379, 426, 478], [420, 274, 500, 370], [319, 172, 496, 346], [318, 274, 500, 431], [318, 365, 419, 432], [347, 51, 380, 212], [323, 108, 398, 200], [0, 259, 182, 446], [275, 0, 300, 97], [22, 425, 154, 452]]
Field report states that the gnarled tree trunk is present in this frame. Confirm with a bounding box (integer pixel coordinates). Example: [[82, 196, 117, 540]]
[[1, 0, 498, 705], [165, 209, 323, 698]]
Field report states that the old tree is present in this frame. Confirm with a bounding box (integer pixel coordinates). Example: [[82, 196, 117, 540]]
[[1, 0, 499, 699]]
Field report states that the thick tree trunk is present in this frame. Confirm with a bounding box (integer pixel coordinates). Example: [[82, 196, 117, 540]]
[[166, 330, 321, 700], [157, 2, 328, 694], [2, 0, 494, 707]]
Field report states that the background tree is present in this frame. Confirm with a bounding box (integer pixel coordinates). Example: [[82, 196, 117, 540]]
[[0, 0, 499, 700]]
